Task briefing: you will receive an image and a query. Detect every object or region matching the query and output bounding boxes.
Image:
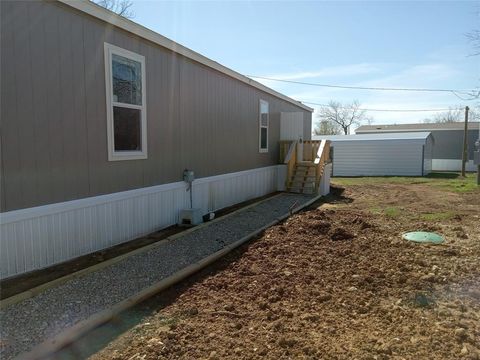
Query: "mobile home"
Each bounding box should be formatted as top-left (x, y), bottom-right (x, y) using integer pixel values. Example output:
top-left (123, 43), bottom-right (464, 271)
top-left (0, 0), bottom-right (319, 278)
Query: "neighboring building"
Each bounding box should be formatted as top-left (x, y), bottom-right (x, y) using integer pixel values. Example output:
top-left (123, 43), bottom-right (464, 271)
top-left (0, 0), bottom-right (314, 278)
top-left (312, 133), bottom-right (434, 177)
top-left (356, 122), bottom-right (480, 171)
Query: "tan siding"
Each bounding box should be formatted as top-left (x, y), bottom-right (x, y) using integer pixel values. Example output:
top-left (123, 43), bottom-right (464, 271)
top-left (83, 14), bottom-right (109, 196)
top-left (1, 1), bottom-right (24, 210)
top-left (303, 112), bottom-right (312, 140)
top-left (42, 2), bottom-right (64, 204)
top-left (14, 1), bottom-right (40, 208)
top-left (28, 1), bottom-right (54, 206)
top-left (58, 8), bottom-right (91, 201)
top-left (1, 0), bottom-right (312, 211)
top-left (69, 8), bottom-right (91, 198)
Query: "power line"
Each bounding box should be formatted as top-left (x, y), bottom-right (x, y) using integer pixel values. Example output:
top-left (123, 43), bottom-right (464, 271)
top-left (451, 91), bottom-right (480, 101)
top-left (248, 75), bottom-right (480, 97)
top-left (301, 101), bottom-right (462, 112)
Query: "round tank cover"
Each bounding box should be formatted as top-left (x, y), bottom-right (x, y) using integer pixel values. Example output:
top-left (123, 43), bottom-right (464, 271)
top-left (402, 231), bottom-right (444, 244)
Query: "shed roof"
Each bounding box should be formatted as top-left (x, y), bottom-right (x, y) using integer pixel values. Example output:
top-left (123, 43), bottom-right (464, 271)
top-left (57, 0), bottom-right (312, 112)
top-left (313, 132), bottom-right (432, 142)
top-left (356, 122), bottom-right (479, 133)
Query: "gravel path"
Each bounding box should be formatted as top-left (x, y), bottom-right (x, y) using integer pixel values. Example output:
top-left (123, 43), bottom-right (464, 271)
top-left (0, 193), bottom-right (313, 359)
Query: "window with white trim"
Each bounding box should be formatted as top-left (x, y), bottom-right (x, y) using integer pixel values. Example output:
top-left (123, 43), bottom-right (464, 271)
top-left (259, 99), bottom-right (269, 152)
top-left (104, 43), bottom-right (147, 161)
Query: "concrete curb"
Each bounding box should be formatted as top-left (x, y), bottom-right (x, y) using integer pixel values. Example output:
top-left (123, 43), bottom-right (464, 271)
top-left (16, 193), bottom-right (323, 360)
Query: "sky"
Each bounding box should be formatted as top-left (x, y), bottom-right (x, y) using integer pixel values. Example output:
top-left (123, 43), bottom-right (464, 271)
top-left (129, 0), bottom-right (479, 127)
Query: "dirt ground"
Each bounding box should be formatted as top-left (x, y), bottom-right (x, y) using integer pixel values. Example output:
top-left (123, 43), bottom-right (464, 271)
top-left (91, 179), bottom-right (480, 360)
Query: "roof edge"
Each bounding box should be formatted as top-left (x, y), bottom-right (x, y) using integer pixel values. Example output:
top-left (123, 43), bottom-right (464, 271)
top-left (57, 0), bottom-right (313, 112)
top-left (356, 122), bottom-right (480, 133)
top-left (312, 131), bottom-right (432, 141)
top-left (356, 128), bottom-right (477, 133)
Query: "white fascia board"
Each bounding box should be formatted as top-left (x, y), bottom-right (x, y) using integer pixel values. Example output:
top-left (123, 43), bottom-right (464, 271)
top-left (56, 0), bottom-right (313, 113)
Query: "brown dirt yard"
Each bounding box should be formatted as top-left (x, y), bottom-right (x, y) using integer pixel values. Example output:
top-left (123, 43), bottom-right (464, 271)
top-left (91, 174), bottom-right (480, 360)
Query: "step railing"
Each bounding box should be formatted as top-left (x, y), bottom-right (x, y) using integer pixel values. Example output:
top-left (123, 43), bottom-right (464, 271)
top-left (302, 140), bottom-right (322, 161)
top-left (283, 141), bottom-right (297, 188)
top-left (313, 139), bottom-right (331, 192)
top-left (281, 139), bottom-right (331, 193)
top-left (281, 140), bottom-right (323, 162)
top-left (279, 140), bottom-right (293, 163)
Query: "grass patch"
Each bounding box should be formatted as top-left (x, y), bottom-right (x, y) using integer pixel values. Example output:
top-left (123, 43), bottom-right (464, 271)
top-left (370, 206), bottom-right (402, 218)
top-left (333, 172), bottom-right (478, 193)
top-left (420, 211), bottom-right (455, 221)
top-left (384, 207), bottom-right (401, 218)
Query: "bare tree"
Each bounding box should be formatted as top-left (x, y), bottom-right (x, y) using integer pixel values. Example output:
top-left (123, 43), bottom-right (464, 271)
top-left (313, 119), bottom-right (341, 136)
top-left (432, 108), bottom-right (463, 123)
top-left (423, 107), bottom-right (479, 123)
top-left (92, 0), bottom-right (134, 19)
top-left (317, 100), bottom-right (371, 135)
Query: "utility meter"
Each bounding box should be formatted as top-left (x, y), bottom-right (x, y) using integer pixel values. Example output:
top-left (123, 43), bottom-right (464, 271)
top-left (179, 169), bottom-right (202, 226)
top-left (183, 169), bottom-right (195, 182)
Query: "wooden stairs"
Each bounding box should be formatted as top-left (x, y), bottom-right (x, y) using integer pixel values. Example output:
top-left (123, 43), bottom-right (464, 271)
top-left (281, 139), bottom-right (331, 195)
top-left (287, 162), bottom-right (316, 194)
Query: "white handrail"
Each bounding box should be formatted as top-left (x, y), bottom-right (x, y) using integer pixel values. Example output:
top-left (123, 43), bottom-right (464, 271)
top-left (284, 141), bottom-right (298, 164)
top-left (314, 139), bottom-right (327, 165)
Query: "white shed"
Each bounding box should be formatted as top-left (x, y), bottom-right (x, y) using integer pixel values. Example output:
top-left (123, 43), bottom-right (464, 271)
top-left (312, 132), bottom-right (434, 176)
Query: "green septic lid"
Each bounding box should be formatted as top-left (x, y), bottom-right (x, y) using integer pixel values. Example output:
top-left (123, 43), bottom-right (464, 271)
top-left (402, 231), bottom-right (444, 244)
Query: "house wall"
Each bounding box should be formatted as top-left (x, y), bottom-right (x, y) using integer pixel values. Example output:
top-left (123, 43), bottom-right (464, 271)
top-left (330, 140), bottom-right (426, 177)
top-left (0, 0), bottom-right (312, 212)
top-left (430, 130), bottom-right (478, 172)
top-left (430, 130), bottom-right (477, 160)
top-left (423, 136), bottom-right (433, 175)
top-left (280, 112), bottom-right (304, 141)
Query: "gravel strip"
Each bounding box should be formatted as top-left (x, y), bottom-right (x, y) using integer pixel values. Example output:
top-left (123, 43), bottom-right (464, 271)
top-left (0, 193), bottom-right (313, 359)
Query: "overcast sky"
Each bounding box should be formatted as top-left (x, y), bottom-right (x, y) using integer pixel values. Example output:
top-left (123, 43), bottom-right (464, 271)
top-left (130, 0), bottom-right (479, 125)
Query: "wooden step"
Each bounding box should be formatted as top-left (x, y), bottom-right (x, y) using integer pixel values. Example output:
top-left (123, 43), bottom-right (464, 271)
top-left (291, 175), bottom-right (316, 181)
top-left (287, 186), bottom-right (316, 194)
top-left (295, 164), bottom-right (315, 169)
top-left (292, 171), bottom-right (315, 178)
top-left (286, 161), bottom-right (321, 194)
top-left (297, 161), bottom-right (315, 166)
top-left (294, 168), bottom-right (315, 173)
top-left (289, 181), bottom-right (315, 187)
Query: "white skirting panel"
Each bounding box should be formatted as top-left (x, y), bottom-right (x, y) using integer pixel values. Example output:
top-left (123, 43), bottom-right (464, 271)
top-left (0, 165), bottom-right (284, 279)
top-left (432, 159), bottom-right (476, 172)
top-left (319, 163), bottom-right (332, 196)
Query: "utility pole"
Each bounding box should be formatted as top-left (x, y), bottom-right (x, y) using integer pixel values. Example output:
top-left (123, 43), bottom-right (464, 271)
top-left (476, 136), bottom-right (480, 186)
top-left (461, 106), bottom-right (469, 177)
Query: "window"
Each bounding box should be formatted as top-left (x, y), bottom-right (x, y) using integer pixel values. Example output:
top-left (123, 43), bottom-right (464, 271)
top-left (259, 99), bottom-right (269, 152)
top-left (104, 43), bottom-right (147, 161)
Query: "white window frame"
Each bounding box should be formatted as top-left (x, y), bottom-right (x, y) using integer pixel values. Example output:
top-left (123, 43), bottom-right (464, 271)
top-left (104, 42), bottom-right (147, 161)
top-left (259, 99), bottom-right (269, 153)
